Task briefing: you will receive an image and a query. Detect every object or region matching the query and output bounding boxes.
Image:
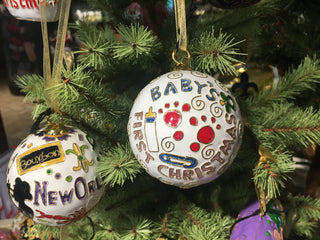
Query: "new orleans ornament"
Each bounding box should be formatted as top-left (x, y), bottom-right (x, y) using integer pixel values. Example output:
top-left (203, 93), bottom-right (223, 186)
top-left (6, 125), bottom-right (104, 226)
top-left (3, 0), bottom-right (60, 22)
top-left (128, 70), bottom-right (243, 188)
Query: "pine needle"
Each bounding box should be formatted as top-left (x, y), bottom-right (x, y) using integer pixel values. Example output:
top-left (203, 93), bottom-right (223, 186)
top-left (246, 55), bottom-right (320, 108)
top-left (97, 143), bottom-right (143, 187)
top-left (113, 24), bottom-right (161, 63)
top-left (190, 27), bottom-right (246, 75)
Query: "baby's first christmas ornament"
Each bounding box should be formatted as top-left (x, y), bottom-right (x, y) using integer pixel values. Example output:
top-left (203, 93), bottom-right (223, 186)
top-left (3, 0), bottom-right (61, 22)
top-left (128, 70), bottom-right (243, 188)
top-left (6, 123), bottom-right (104, 226)
top-left (128, 0), bottom-right (244, 188)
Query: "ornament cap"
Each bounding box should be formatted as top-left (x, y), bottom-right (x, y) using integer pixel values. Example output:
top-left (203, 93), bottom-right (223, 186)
top-left (44, 122), bottom-right (69, 137)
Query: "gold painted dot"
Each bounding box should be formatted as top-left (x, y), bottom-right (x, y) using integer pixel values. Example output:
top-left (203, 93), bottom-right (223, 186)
top-left (27, 143), bottom-right (33, 148)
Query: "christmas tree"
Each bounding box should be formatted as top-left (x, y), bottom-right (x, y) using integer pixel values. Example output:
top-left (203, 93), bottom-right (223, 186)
top-left (7, 0), bottom-right (320, 239)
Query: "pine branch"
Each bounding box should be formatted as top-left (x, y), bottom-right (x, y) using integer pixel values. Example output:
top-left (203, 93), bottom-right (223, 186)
top-left (120, 217), bottom-right (153, 240)
top-left (95, 225), bottom-right (121, 240)
top-left (66, 218), bottom-right (95, 240)
top-left (97, 143), bottom-right (143, 187)
top-left (92, 175), bottom-right (165, 219)
top-left (159, 214), bottom-right (169, 236)
top-left (290, 195), bottom-right (320, 238)
top-left (190, 27), bottom-right (246, 75)
top-left (246, 56), bottom-right (320, 109)
top-left (209, 175), bottom-right (255, 214)
top-left (252, 148), bottom-right (294, 199)
top-left (72, 21), bottom-right (116, 69)
top-left (16, 74), bottom-right (48, 118)
top-left (16, 74), bottom-right (44, 100)
top-left (294, 195), bottom-right (320, 221)
top-left (59, 110), bottom-right (118, 147)
top-left (42, 63), bottom-right (130, 147)
top-left (113, 24), bottom-right (161, 63)
top-left (49, 65), bottom-right (124, 118)
top-left (178, 203), bottom-right (234, 240)
top-left (153, 210), bottom-right (182, 240)
top-left (250, 103), bottom-right (320, 149)
top-left (292, 221), bottom-right (318, 239)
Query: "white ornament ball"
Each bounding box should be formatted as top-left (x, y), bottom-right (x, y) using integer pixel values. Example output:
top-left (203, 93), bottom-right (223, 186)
top-left (6, 126), bottom-right (104, 226)
top-left (4, 0), bottom-right (60, 22)
top-left (127, 70), bottom-right (243, 188)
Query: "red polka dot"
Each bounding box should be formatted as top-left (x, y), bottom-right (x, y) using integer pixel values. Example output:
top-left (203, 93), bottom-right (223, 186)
top-left (164, 110), bottom-right (181, 127)
top-left (158, 108), bottom-right (163, 113)
top-left (173, 131), bottom-right (184, 140)
top-left (216, 125), bottom-right (221, 129)
top-left (197, 126), bottom-right (214, 144)
top-left (190, 143), bottom-right (200, 152)
top-left (182, 103), bottom-right (190, 112)
top-left (201, 116), bottom-right (206, 122)
top-left (211, 117), bottom-right (215, 123)
top-left (174, 101), bottom-right (179, 107)
top-left (165, 103), bottom-right (170, 108)
top-left (189, 117), bottom-right (198, 126)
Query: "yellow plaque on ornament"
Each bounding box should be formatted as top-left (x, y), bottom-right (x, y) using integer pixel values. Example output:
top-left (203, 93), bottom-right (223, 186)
top-left (17, 142), bottom-right (64, 175)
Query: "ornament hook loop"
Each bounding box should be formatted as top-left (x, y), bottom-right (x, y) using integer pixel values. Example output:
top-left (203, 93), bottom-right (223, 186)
top-left (172, 48), bottom-right (191, 70)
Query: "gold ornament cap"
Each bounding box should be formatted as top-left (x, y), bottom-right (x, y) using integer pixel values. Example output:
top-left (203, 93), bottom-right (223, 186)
top-left (44, 122), bottom-right (69, 137)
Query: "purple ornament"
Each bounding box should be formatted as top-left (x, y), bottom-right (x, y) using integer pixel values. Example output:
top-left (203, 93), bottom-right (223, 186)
top-left (230, 199), bottom-right (284, 240)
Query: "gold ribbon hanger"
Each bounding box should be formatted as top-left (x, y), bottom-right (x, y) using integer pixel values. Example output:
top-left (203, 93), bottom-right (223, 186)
top-left (174, 0), bottom-right (187, 51)
top-left (39, 0), bottom-right (52, 107)
top-left (173, 0), bottom-right (190, 69)
top-left (39, 0), bottom-right (72, 114)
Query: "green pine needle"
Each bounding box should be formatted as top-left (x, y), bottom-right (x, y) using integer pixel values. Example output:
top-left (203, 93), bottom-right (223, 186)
top-left (16, 74), bottom-right (48, 118)
top-left (16, 74), bottom-right (44, 100)
top-left (190, 28), bottom-right (246, 75)
top-left (97, 143), bottom-right (143, 187)
top-left (72, 21), bottom-right (116, 69)
top-left (95, 224), bottom-right (121, 240)
top-left (294, 195), bottom-right (320, 222)
top-left (48, 65), bottom-right (124, 119)
top-left (246, 55), bottom-right (320, 108)
top-left (113, 24), bottom-right (161, 62)
top-left (250, 103), bottom-right (320, 150)
top-left (120, 217), bottom-right (153, 240)
top-left (252, 148), bottom-right (294, 199)
top-left (179, 203), bottom-right (234, 240)
top-left (293, 221), bottom-right (318, 239)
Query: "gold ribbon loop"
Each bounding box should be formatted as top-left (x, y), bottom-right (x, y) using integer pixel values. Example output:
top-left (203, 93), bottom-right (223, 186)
top-left (174, 0), bottom-right (187, 52)
top-left (39, 1), bottom-right (52, 107)
top-left (40, 0), bottom-right (72, 113)
top-left (172, 48), bottom-right (191, 70)
top-left (258, 146), bottom-right (276, 165)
